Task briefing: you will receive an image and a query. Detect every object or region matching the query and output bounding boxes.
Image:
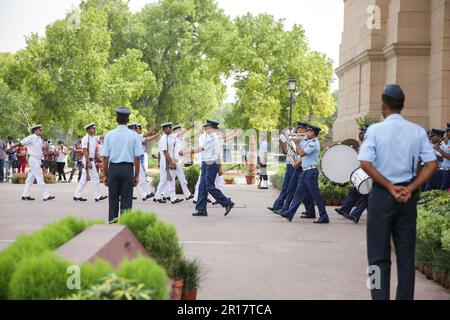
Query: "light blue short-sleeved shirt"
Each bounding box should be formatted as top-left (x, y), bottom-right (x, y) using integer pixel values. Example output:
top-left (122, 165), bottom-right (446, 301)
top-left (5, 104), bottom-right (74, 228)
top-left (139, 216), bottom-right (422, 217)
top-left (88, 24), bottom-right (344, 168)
top-left (201, 132), bottom-right (219, 162)
top-left (302, 138), bottom-right (320, 168)
top-left (358, 114), bottom-right (436, 184)
top-left (440, 140), bottom-right (450, 169)
top-left (102, 125), bottom-right (144, 164)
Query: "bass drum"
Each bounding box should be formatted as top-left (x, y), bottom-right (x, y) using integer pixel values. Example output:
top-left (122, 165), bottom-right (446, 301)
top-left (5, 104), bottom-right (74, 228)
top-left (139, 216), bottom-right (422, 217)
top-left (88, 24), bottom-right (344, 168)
top-left (320, 144), bottom-right (360, 185)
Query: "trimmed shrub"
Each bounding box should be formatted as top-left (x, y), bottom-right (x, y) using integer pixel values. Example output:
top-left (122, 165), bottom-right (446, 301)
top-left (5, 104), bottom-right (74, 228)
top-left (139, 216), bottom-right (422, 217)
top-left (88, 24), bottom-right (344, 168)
top-left (119, 210), bottom-right (157, 244)
top-left (80, 259), bottom-right (114, 290)
top-left (144, 220), bottom-right (183, 278)
top-left (117, 256), bottom-right (169, 300)
top-left (0, 217), bottom-right (89, 299)
top-left (270, 166), bottom-right (286, 190)
top-left (9, 252), bottom-right (72, 300)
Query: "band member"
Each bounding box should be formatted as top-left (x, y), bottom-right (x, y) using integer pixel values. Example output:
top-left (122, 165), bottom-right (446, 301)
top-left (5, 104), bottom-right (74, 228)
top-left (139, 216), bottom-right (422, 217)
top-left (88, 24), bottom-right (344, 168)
top-left (153, 123), bottom-right (183, 204)
top-left (73, 123), bottom-right (108, 202)
top-left (170, 124), bottom-right (195, 200)
top-left (434, 123), bottom-right (450, 190)
top-left (424, 129), bottom-right (445, 191)
top-left (274, 122), bottom-right (315, 217)
top-left (128, 123), bottom-right (160, 201)
top-left (6, 125), bottom-right (55, 201)
top-left (281, 124), bottom-right (329, 224)
top-left (258, 132), bottom-right (269, 189)
top-left (358, 84), bottom-right (437, 300)
top-left (335, 126), bottom-right (369, 223)
top-left (192, 120), bottom-right (235, 217)
top-left (102, 108), bottom-right (144, 223)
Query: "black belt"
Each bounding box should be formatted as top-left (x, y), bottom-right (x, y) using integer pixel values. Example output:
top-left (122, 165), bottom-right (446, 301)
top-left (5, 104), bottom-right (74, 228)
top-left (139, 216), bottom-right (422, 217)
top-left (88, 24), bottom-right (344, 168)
top-left (110, 162), bottom-right (133, 166)
top-left (89, 158), bottom-right (95, 161)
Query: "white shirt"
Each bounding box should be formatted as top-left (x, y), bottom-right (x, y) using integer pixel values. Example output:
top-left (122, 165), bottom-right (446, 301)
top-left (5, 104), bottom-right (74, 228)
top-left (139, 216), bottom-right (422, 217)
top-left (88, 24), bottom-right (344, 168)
top-left (259, 140), bottom-right (268, 158)
top-left (82, 135), bottom-right (100, 159)
top-left (158, 134), bottom-right (174, 163)
top-left (20, 134), bottom-right (43, 159)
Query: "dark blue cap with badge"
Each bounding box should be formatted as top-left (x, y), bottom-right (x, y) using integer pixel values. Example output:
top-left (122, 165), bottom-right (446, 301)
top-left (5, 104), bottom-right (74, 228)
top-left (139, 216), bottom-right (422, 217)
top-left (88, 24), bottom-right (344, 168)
top-left (383, 84), bottom-right (405, 101)
top-left (204, 119), bottom-right (220, 128)
top-left (296, 121), bottom-right (309, 129)
top-left (431, 128), bottom-right (445, 137)
top-left (306, 124), bottom-right (321, 134)
top-left (116, 107), bottom-right (131, 121)
top-left (446, 123), bottom-right (450, 132)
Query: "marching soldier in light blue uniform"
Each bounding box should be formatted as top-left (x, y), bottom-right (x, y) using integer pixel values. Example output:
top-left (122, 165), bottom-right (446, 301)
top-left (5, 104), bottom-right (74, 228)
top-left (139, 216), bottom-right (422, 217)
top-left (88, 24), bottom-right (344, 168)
top-left (435, 123), bottom-right (450, 190)
top-left (358, 84), bottom-right (437, 300)
top-left (281, 125), bottom-right (329, 224)
top-left (192, 120), bottom-right (235, 217)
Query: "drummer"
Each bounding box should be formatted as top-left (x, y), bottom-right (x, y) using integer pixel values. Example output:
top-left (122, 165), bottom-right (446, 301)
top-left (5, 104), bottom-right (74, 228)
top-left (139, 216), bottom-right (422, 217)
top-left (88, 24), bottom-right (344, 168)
top-left (335, 126), bottom-right (370, 223)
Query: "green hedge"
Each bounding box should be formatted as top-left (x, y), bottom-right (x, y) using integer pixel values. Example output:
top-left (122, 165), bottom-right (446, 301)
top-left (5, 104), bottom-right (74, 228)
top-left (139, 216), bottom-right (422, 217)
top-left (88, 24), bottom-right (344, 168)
top-left (416, 191), bottom-right (450, 288)
top-left (0, 212), bottom-right (177, 300)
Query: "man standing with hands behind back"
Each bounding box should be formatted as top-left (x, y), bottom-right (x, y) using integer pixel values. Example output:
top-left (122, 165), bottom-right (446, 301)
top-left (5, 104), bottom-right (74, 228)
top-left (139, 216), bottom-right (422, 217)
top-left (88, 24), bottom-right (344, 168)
top-left (358, 84), bottom-right (437, 300)
top-left (102, 107), bottom-right (143, 223)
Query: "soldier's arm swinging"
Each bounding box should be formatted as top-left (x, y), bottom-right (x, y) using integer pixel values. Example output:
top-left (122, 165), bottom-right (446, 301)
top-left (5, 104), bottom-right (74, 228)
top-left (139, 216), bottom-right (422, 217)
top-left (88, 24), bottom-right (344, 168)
top-left (103, 156), bottom-right (109, 186)
top-left (134, 156), bottom-right (140, 187)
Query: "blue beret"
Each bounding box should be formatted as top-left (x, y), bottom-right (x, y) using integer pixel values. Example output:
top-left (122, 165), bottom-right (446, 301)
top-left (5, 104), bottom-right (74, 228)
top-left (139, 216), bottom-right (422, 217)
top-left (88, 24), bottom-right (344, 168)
top-left (383, 84), bottom-right (405, 101)
top-left (116, 107), bottom-right (131, 116)
top-left (306, 125), bottom-right (321, 133)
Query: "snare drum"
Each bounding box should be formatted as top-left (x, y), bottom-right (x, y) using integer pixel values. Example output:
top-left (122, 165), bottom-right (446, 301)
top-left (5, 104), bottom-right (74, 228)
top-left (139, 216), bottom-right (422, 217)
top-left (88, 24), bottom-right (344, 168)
top-left (320, 144), bottom-right (360, 185)
top-left (350, 168), bottom-right (373, 195)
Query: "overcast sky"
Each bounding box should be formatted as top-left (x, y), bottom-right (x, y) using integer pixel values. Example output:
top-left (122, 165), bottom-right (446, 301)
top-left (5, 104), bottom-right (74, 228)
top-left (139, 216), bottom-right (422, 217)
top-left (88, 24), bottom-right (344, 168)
top-left (0, 0), bottom-right (344, 97)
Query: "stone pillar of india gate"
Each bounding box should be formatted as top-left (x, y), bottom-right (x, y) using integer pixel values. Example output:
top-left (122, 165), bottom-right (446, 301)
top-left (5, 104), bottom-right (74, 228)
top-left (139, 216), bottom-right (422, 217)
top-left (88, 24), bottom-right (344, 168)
top-left (333, 0), bottom-right (450, 142)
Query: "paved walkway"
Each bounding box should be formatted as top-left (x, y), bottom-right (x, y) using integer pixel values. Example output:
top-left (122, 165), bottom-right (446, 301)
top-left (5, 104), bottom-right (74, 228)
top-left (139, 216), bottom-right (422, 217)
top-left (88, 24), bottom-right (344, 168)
top-left (0, 182), bottom-right (449, 300)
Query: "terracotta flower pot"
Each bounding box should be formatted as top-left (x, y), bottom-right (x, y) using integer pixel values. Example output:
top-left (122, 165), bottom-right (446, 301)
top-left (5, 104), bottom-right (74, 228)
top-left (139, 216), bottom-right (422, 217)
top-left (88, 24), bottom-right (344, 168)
top-left (170, 279), bottom-right (184, 300)
top-left (181, 290), bottom-right (198, 300)
top-left (245, 175), bottom-right (256, 185)
top-left (18, 178), bottom-right (26, 184)
top-left (224, 179), bottom-right (234, 185)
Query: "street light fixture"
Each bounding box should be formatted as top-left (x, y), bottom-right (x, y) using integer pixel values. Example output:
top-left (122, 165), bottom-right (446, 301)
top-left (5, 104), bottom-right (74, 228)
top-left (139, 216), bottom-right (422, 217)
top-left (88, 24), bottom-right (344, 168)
top-left (288, 75), bottom-right (297, 129)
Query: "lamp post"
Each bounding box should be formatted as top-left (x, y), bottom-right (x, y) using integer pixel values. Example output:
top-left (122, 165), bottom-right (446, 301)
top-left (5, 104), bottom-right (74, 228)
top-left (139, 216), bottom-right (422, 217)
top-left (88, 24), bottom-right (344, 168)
top-left (288, 75), bottom-right (297, 129)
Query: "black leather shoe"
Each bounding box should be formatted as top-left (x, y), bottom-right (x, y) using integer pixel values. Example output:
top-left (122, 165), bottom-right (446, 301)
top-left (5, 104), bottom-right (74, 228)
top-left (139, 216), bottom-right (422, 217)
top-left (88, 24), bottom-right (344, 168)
top-left (146, 193), bottom-right (155, 199)
top-left (272, 209), bottom-right (283, 215)
top-left (334, 208), bottom-right (348, 217)
top-left (281, 213), bottom-right (293, 222)
top-left (186, 194), bottom-right (194, 201)
top-left (192, 211), bottom-right (208, 217)
top-left (224, 202), bottom-right (235, 216)
top-left (207, 199), bottom-right (212, 203)
top-left (300, 214), bottom-right (316, 219)
top-left (171, 199), bottom-right (184, 204)
top-left (267, 207), bottom-right (277, 212)
top-left (44, 196), bottom-right (55, 202)
top-left (193, 200), bottom-right (197, 204)
top-left (75, 197), bottom-right (88, 202)
top-left (153, 198), bottom-right (166, 204)
top-left (95, 195), bottom-right (108, 202)
top-left (313, 217), bottom-right (330, 224)
top-left (347, 215), bottom-right (360, 224)
top-left (133, 196), bottom-right (138, 200)
top-left (22, 196), bottom-right (35, 201)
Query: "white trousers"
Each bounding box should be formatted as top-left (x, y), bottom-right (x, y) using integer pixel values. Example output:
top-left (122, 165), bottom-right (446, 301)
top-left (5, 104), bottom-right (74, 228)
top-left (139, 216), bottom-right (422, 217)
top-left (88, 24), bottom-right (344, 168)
top-left (193, 170), bottom-right (224, 202)
top-left (155, 163), bottom-right (177, 201)
top-left (74, 159), bottom-right (101, 199)
top-left (137, 164), bottom-right (150, 198)
top-left (23, 157), bottom-right (50, 199)
top-left (172, 163), bottom-right (191, 197)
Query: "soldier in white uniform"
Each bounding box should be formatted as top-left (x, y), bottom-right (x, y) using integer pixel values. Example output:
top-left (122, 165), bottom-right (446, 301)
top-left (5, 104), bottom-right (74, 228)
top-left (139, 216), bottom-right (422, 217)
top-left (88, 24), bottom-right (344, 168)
top-left (170, 124), bottom-right (194, 200)
top-left (6, 125), bottom-right (55, 201)
top-left (73, 123), bottom-right (108, 202)
top-left (153, 123), bottom-right (183, 204)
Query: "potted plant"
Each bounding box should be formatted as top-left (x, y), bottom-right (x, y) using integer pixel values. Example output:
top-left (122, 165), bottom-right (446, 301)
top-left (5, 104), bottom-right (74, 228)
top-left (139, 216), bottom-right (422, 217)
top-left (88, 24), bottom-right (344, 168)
top-left (244, 166), bottom-right (256, 185)
top-left (174, 258), bottom-right (202, 300)
top-left (223, 175), bottom-right (235, 185)
top-left (12, 173), bottom-right (27, 184)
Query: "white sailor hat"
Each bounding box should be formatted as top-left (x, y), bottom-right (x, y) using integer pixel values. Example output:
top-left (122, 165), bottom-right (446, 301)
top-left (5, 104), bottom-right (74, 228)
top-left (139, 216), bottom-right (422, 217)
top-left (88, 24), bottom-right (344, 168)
top-left (172, 125), bottom-right (182, 131)
top-left (128, 123), bottom-right (138, 130)
top-left (30, 124), bottom-right (42, 133)
top-left (135, 123), bottom-right (142, 129)
top-left (84, 123), bottom-right (96, 130)
top-left (161, 122), bottom-right (172, 128)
